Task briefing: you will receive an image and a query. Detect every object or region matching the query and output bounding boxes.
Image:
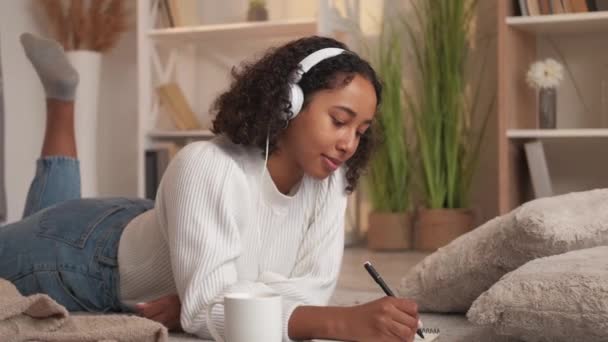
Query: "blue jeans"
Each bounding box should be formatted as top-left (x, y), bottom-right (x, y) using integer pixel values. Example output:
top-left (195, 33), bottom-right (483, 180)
top-left (0, 156), bottom-right (153, 312)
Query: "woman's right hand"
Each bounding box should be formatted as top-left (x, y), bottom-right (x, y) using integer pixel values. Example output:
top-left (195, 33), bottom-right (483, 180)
top-left (344, 296), bottom-right (419, 342)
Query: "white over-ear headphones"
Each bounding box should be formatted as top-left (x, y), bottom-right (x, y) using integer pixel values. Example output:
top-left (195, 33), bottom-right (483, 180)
top-left (286, 47), bottom-right (346, 121)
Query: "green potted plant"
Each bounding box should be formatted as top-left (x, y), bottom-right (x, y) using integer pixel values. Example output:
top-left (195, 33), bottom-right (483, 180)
top-left (364, 22), bottom-right (413, 251)
top-left (402, 0), bottom-right (491, 251)
top-left (247, 0), bottom-right (268, 22)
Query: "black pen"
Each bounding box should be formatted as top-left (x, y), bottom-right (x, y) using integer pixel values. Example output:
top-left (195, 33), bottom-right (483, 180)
top-left (364, 261), bottom-right (425, 340)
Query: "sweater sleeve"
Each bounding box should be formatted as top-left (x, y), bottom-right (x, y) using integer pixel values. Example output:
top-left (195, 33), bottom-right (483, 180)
top-left (155, 142), bottom-right (273, 338)
top-left (258, 172), bottom-right (348, 341)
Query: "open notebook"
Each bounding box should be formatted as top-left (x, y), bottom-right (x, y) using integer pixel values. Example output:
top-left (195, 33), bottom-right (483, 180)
top-left (311, 332), bottom-right (440, 342)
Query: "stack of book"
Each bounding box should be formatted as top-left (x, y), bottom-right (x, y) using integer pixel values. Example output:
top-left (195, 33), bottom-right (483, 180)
top-left (157, 0), bottom-right (201, 28)
top-left (517, 0), bottom-right (608, 15)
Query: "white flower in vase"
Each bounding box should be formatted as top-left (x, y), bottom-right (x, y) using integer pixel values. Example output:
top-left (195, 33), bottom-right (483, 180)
top-left (526, 58), bottom-right (564, 89)
top-left (527, 58), bottom-right (564, 129)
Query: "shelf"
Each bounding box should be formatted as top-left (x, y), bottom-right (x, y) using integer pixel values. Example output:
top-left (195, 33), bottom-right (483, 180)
top-left (507, 129), bottom-right (608, 138)
top-left (149, 18), bottom-right (317, 45)
top-left (148, 129), bottom-right (215, 139)
top-left (506, 12), bottom-right (608, 34)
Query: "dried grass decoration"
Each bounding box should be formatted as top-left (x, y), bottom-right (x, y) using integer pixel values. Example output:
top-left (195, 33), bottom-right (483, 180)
top-left (37, 0), bottom-right (130, 52)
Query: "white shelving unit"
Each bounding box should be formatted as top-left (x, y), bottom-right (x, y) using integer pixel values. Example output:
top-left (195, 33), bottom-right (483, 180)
top-left (497, 6), bottom-right (608, 213)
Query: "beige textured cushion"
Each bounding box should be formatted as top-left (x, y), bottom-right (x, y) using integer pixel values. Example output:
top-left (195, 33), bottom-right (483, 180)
top-left (467, 246), bottom-right (608, 342)
top-left (399, 189), bottom-right (608, 313)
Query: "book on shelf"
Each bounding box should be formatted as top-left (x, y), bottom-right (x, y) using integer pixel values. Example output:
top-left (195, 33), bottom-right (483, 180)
top-left (587, 0), bottom-right (599, 10)
top-left (158, 0), bottom-right (200, 28)
top-left (516, 0), bottom-right (606, 15)
top-left (598, 0), bottom-right (608, 10)
top-left (571, 0), bottom-right (590, 12)
top-left (524, 140), bottom-right (553, 199)
top-left (552, 0), bottom-right (566, 13)
top-left (519, 0), bottom-right (530, 15)
top-left (526, 0), bottom-right (541, 15)
top-left (145, 142), bottom-right (181, 200)
top-left (145, 150), bottom-right (157, 200)
top-left (157, 83), bottom-right (202, 130)
top-left (157, 0), bottom-right (174, 28)
top-left (539, 0), bottom-right (552, 14)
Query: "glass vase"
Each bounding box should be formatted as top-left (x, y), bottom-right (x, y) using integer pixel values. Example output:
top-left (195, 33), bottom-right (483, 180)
top-left (539, 87), bottom-right (557, 129)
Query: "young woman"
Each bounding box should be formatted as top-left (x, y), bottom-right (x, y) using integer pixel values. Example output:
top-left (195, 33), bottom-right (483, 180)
top-left (0, 33), bottom-right (419, 342)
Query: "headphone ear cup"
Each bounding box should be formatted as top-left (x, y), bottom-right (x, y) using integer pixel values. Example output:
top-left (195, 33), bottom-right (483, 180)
top-left (288, 84), bottom-right (304, 121)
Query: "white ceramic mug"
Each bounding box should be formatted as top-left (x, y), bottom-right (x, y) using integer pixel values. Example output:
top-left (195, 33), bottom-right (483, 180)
top-left (205, 292), bottom-right (282, 342)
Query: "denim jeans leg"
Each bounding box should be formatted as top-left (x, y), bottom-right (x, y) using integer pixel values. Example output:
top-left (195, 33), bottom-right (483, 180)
top-left (22, 156), bottom-right (81, 219)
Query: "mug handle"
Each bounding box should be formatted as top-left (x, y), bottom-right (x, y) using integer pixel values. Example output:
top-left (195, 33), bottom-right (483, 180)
top-left (206, 299), bottom-right (225, 342)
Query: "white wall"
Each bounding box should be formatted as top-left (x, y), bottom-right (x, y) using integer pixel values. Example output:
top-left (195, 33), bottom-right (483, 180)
top-left (0, 1), bottom-right (138, 223)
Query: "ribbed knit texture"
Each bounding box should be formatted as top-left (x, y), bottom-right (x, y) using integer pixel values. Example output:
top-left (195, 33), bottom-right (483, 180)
top-left (118, 136), bottom-right (347, 341)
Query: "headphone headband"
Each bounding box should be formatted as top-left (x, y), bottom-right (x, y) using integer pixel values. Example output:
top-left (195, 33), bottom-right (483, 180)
top-left (293, 47), bottom-right (346, 83)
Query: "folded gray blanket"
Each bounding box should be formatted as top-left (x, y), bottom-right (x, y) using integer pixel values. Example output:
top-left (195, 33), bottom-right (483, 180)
top-left (0, 277), bottom-right (167, 341)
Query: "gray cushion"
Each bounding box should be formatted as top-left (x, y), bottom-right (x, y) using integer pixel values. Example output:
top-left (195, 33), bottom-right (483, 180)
top-left (399, 189), bottom-right (608, 313)
top-left (467, 246), bottom-right (608, 342)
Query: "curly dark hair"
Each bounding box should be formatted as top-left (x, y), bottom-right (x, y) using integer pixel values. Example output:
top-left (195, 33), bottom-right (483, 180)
top-left (211, 35), bottom-right (382, 192)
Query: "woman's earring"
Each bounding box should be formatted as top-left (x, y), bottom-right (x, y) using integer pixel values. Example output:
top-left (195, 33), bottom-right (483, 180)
top-left (283, 119), bottom-right (290, 129)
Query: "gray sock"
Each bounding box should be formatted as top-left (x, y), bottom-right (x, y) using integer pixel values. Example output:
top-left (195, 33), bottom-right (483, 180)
top-left (20, 33), bottom-right (79, 101)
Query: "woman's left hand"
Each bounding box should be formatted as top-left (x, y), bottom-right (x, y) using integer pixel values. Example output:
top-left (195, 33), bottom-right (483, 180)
top-left (135, 294), bottom-right (182, 331)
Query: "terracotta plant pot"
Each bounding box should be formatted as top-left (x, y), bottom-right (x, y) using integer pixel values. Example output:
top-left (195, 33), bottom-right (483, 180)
top-left (367, 212), bottom-right (413, 250)
top-left (414, 208), bottom-right (474, 252)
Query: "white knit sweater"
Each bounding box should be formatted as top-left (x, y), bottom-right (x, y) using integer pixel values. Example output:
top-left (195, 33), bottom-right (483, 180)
top-left (117, 136), bottom-right (347, 341)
